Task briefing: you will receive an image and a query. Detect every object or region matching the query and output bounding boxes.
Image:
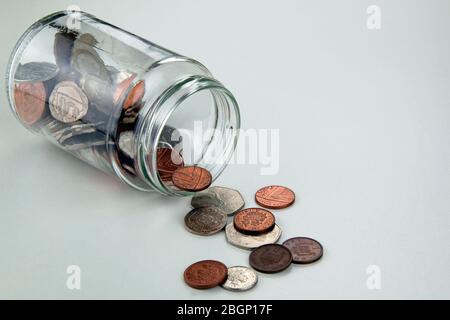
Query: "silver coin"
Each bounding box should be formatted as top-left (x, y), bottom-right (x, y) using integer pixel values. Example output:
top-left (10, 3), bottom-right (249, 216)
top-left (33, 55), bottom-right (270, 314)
top-left (118, 131), bottom-right (135, 158)
top-left (184, 207), bottom-right (227, 236)
top-left (225, 223), bottom-right (282, 250)
top-left (15, 62), bottom-right (59, 82)
top-left (71, 33), bottom-right (109, 79)
top-left (191, 186), bottom-right (245, 216)
top-left (221, 266), bottom-right (258, 292)
top-left (80, 73), bottom-right (113, 111)
top-left (49, 81), bottom-right (89, 123)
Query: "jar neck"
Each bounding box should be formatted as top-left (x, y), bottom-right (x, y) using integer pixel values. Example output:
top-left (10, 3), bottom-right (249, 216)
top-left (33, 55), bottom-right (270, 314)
top-left (135, 75), bottom-right (240, 196)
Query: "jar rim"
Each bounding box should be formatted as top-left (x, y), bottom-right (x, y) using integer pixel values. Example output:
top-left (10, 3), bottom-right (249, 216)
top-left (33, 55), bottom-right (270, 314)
top-left (135, 75), bottom-right (240, 196)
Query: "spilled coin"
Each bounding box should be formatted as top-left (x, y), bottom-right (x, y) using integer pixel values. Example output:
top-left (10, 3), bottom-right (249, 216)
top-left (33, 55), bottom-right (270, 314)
top-left (184, 260), bottom-right (228, 289)
top-left (249, 244), bottom-right (292, 274)
top-left (234, 208), bottom-right (275, 235)
top-left (191, 186), bottom-right (245, 216)
top-left (184, 206), bottom-right (227, 236)
top-left (225, 223), bottom-right (282, 250)
top-left (255, 185), bottom-right (295, 209)
top-left (221, 266), bottom-right (258, 292)
top-left (282, 237), bottom-right (323, 264)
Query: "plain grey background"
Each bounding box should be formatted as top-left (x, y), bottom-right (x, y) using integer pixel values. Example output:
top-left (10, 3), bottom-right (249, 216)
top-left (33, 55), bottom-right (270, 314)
top-left (0, 0), bottom-right (449, 299)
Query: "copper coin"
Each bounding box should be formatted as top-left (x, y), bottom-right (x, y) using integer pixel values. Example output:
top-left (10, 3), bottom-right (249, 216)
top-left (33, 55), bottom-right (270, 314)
top-left (234, 208), bottom-right (275, 235)
top-left (183, 260), bottom-right (228, 289)
top-left (282, 237), bottom-right (323, 264)
top-left (113, 75), bottom-right (145, 109)
top-left (14, 82), bottom-right (46, 126)
top-left (171, 166), bottom-right (212, 192)
top-left (113, 74), bottom-right (134, 105)
top-left (255, 185), bottom-right (295, 209)
top-left (249, 244), bottom-right (292, 274)
top-left (124, 80), bottom-right (145, 108)
top-left (157, 147), bottom-right (184, 182)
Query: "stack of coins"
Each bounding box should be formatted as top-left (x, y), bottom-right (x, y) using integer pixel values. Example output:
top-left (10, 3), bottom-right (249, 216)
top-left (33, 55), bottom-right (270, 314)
top-left (182, 176), bottom-right (324, 291)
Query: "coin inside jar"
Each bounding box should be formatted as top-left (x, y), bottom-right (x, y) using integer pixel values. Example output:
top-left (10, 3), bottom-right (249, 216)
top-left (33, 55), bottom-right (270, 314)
top-left (15, 62), bottom-right (59, 83)
top-left (156, 147), bottom-right (184, 182)
top-left (255, 185), bottom-right (295, 209)
top-left (183, 260), bottom-right (228, 289)
top-left (71, 33), bottom-right (109, 79)
top-left (221, 266), bottom-right (258, 292)
top-left (113, 74), bottom-right (145, 109)
top-left (233, 208), bottom-right (275, 235)
top-left (49, 81), bottom-right (89, 123)
top-left (113, 74), bottom-right (134, 105)
top-left (124, 80), bottom-right (145, 109)
top-left (282, 237), bottom-right (323, 264)
top-left (172, 166), bottom-right (212, 192)
top-left (13, 82), bottom-right (46, 126)
top-left (184, 207), bottom-right (227, 236)
top-left (249, 244), bottom-right (292, 274)
top-left (118, 131), bottom-right (135, 158)
top-left (54, 31), bottom-right (78, 72)
top-left (80, 73), bottom-right (113, 111)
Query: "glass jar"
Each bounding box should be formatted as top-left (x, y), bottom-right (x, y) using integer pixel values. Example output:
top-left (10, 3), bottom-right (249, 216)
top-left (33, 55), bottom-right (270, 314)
top-left (6, 10), bottom-right (240, 196)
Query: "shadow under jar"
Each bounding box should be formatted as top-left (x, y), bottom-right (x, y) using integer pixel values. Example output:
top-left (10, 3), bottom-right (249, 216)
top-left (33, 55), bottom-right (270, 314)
top-left (6, 10), bottom-right (240, 196)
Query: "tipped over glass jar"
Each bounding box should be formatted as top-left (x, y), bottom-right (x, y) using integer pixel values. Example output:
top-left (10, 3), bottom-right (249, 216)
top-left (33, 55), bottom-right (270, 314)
top-left (6, 10), bottom-right (240, 196)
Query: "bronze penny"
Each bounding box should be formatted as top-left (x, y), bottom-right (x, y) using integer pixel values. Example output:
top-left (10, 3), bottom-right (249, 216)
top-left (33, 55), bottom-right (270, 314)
top-left (14, 82), bottom-right (46, 126)
top-left (183, 260), bottom-right (228, 289)
top-left (124, 80), bottom-right (145, 109)
top-left (234, 208), bottom-right (275, 235)
top-left (113, 75), bottom-right (131, 105)
top-left (157, 147), bottom-right (184, 182)
top-left (255, 185), bottom-right (295, 209)
top-left (171, 166), bottom-right (212, 192)
top-left (282, 237), bottom-right (323, 264)
top-left (249, 244), bottom-right (292, 274)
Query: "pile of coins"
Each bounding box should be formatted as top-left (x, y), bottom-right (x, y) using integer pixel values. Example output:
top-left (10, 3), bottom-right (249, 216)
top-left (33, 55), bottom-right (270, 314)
top-left (13, 24), bottom-right (216, 189)
top-left (12, 23), bottom-right (322, 292)
top-left (182, 181), bottom-right (324, 291)
top-left (12, 27), bottom-right (185, 181)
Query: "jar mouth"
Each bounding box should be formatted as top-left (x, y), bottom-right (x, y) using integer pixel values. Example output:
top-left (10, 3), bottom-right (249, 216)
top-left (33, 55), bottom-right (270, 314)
top-left (136, 75), bottom-right (240, 196)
